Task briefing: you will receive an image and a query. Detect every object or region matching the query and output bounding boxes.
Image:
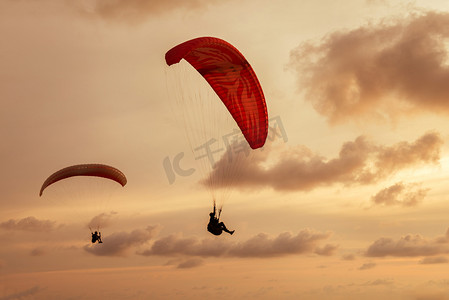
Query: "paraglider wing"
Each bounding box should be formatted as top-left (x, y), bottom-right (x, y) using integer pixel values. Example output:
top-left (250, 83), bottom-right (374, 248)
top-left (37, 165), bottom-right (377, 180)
top-left (39, 164), bottom-right (127, 196)
top-left (165, 37), bottom-right (268, 149)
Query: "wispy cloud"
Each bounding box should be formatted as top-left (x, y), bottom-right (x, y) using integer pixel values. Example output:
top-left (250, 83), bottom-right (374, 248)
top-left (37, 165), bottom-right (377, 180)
top-left (411, 291), bottom-right (449, 300)
top-left (341, 253), bottom-right (356, 261)
top-left (141, 229), bottom-right (334, 258)
top-left (371, 182), bottom-right (429, 207)
top-left (177, 258), bottom-right (204, 269)
top-left (359, 262), bottom-right (377, 270)
top-left (419, 256), bottom-right (449, 264)
top-left (290, 12), bottom-right (449, 124)
top-left (87, 211), bottom-right (118, 230)
top-left (84, 226), bottom-right (159, 257)
top-left (366, 227), bottom-right (449, 257)
top-left (0, 216), bottom-right (55, 232)
top-left (83, 225), bottom-right (334, 259)
top-left (0, 286), bottom-right (41, 300)
top-left (205, 132), bottom-right (442, 191)
top-left (361, 279), bottom-right (394, 286)
top-left (314, 244), bottom-right (339, 256)
top-left (68, 0), bottom-right (220, 23)
top-left (30, 247), bottom-right (46, 257)
top-left (164, 257), bottom-right (204, 269)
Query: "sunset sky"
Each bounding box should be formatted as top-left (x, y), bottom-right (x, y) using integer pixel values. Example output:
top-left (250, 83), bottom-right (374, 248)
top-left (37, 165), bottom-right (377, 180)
top-left (3, 0), bottom-right (449, 299)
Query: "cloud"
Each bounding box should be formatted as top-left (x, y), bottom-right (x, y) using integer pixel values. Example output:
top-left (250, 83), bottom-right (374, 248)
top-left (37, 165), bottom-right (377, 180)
top-left (365, 0), bottom-right (389, 5)
top-left (68, 0), bottom-right (220, 23)
top-left (366, 227), bottom-right (449, 257)
top-left (359, 262), bottom-right (377, 270)
top-left (314, 244), bottom-right (339, 256)
top-left (0, 286), bottom-right (41, 300)
top-left (289, 12), bottom-right (449, 124)
top-left (413, 292), bottom-right (449, 300)
top-left (0, 216), bottom-right (55, 232)
top-left (84, 226), bottom-right (333, 259)
top-left (341, 253), bottom-right (356, 261)
top-left (419, 256), bottom-right (449, 264)
top-left (30, 247), bottom-right (46, 257)
top-left (144, 234), bottom-right (229, 257)
top-left (361, 279), bottom-right (394, 286)
top-left (84, 226), bottom-right (158, 257)
top-left (228, 231), bottom-right (332, 258)
top-left (87, 211), bottom-right (117, 230)
top-left (164, 258), bottom-right (204, 269)
top-left (371, 182), bottom-right (429, 207)
top-left (177, 258), bottom-right (204, 269)
top-left (204, 132), bottom-right (442, 191)
top-left (141, 229), bottom-right (334, 258)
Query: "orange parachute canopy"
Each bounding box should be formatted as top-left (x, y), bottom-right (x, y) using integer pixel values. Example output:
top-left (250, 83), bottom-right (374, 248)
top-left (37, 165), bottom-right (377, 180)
top-left (39, 164), bottom-right (127, 196)
top-left (165, 37), bottom-right (268, 149)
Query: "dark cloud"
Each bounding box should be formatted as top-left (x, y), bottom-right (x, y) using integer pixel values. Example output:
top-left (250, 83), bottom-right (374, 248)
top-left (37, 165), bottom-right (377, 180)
top-left (359, 262), bottom-right (376, 270)
top-left (141, 229), bottom-right (333, 258)
top-left (290, 12), bottom-right (449, 124)
top-left (0, 216), bottom-right (55, 232)
top-left (366, 228), bottom-right (449, 257)
top-left (371, 182), bottom-right (429, 207)
top-left (84, 226), bottom-right (158, 257)
top-left (67, 0), bottom-right (220, 23)
top-left (419, 256), bottom-right (449, 264)
top-left (204, 132), bottom-right (442, 191)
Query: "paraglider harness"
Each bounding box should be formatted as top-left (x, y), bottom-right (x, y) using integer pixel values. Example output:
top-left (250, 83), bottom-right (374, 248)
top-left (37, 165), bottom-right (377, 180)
top-left (207, 200), bottom-right (223, 236)
top-left (90, 227), bottom-right (103, 244)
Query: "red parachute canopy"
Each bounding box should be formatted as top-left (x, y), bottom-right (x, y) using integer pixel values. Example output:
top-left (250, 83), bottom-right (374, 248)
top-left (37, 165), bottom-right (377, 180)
top-left (165, 37), bottom-right (268, 149)
top-left (39, 164), bottom-right (127, 196)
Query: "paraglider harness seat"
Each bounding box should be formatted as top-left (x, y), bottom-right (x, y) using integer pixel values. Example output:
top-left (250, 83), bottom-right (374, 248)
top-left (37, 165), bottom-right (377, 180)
top-left (207, 202), bottom-right (234, 236)
top-left (207, 219), bottom-right (223, 236)
top-left (91, 230), bottom-right (103, 243)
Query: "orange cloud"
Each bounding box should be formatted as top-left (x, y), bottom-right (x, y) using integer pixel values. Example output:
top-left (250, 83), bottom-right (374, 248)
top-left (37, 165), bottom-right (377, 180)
top-left (30, 247), bottom-right (46, 257)
top-left (204, 132), bottom-right (442, 191)
top-left (341, 253), bottom-right (356, 261)
top-left (371, 182), bottom-right (429, 207)
top-left (176, 258), bottom-right (204, 269)
top-left (290, 12), bottom-right (449, 123)
top-left (315, 244), bottom-right (339, 256)
top-left (84, 226), bottom-right (158, 257)
top-left (0, 216), bottom-right (55, 232)
top-left (68, 0), bottom-right (220, 23)
top-left (87, 212), bottom-right (118, 230)
top-left (141, 229), bottom-right (334, 258)
top-left (0, 286), bottom-right (41, 299)
top-left (358, 262), bottom-right (376, 270)
top-left (365, 227), bottom-right (449, 257)
top-left (419, 256), bottom-right (449, 264)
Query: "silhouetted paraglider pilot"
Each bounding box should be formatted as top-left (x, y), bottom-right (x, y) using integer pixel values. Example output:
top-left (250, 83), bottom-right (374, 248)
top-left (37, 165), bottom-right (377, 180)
top-left (207, 201), bottom-right (234, 236)
top-left (91, 231), bottom-right (103, 243)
